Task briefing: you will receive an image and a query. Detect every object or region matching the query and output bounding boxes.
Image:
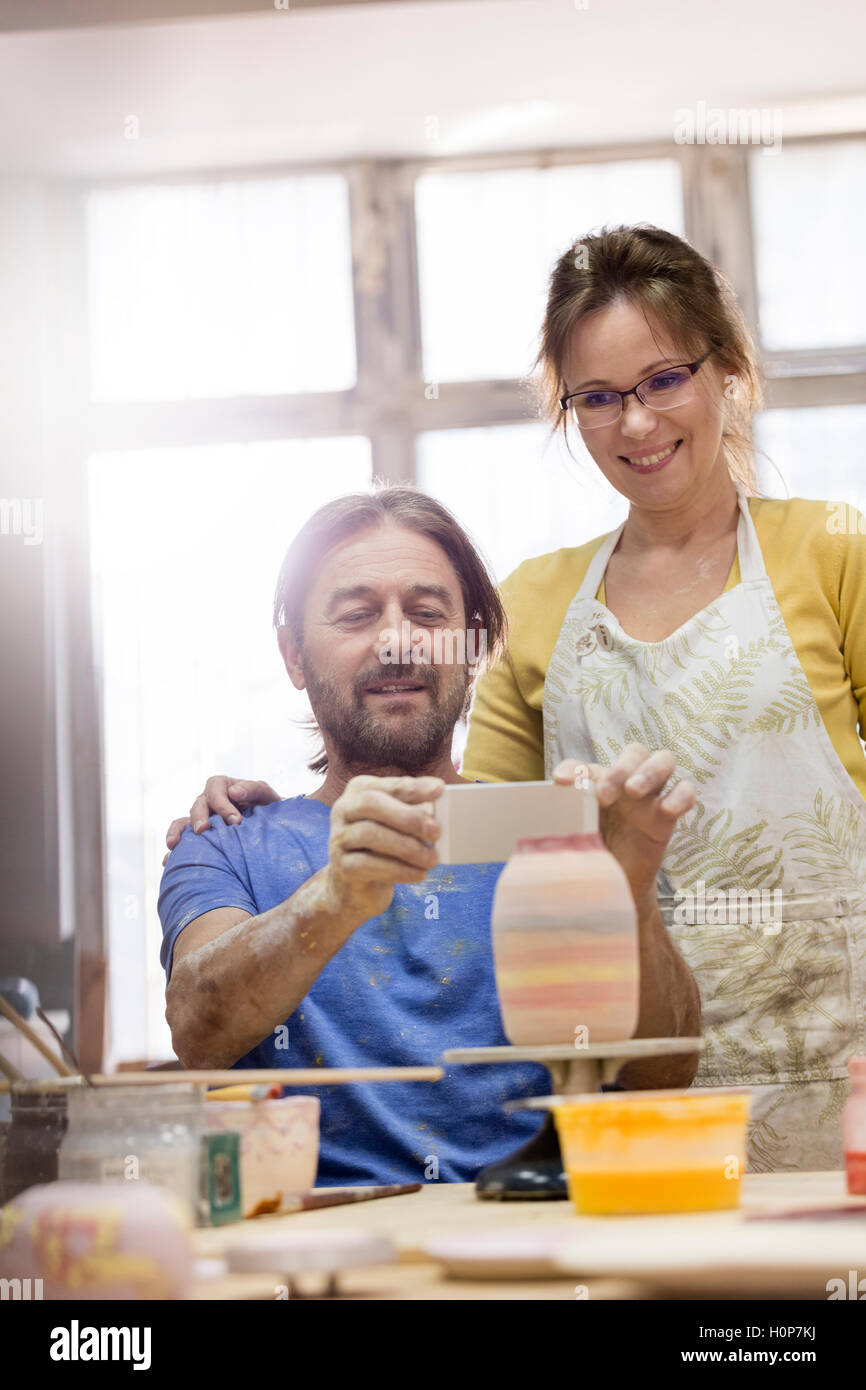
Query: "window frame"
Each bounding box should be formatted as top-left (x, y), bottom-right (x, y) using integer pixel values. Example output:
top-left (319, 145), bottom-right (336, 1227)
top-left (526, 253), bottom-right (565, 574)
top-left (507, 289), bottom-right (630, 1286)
top-left (83, 133), bottom-right (866, 462)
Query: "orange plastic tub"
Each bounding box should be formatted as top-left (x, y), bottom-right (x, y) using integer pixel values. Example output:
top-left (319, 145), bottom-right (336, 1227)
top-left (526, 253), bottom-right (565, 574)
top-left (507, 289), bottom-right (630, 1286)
top-left (552, 1091), bottom-right (751, 1215)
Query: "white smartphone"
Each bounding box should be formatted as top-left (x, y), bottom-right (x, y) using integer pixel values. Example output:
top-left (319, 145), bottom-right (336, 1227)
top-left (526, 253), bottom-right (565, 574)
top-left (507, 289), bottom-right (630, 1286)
top-left (431, 780), bottom-right (597, 864)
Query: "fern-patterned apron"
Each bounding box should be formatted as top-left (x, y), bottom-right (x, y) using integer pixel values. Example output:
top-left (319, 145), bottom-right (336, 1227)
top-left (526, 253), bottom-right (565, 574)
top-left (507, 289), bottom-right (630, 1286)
top-left (544, 488), bottom-right (866, 1171)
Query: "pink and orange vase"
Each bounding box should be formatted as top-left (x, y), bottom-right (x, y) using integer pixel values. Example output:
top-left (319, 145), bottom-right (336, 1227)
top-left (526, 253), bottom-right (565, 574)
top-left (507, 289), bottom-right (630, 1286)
top-left (491, 821), bottom-right (639, 1047)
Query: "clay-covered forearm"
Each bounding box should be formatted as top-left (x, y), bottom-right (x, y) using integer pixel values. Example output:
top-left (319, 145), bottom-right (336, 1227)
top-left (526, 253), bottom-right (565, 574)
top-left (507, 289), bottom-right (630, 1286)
top-left (617, 904), bottom-right (702, 1090)
top-left (165, 868), bottom-right (365, 1069)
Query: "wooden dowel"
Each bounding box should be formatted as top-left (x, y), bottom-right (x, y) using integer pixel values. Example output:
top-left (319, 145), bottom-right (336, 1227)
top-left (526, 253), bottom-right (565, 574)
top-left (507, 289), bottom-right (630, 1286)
top-left (0, 1049), bottom-right (24, 1083)
top-left (0, 1066), bottom-right (443, 1091)
top-left (90, 1067), bottom-right (445, 1086)
top-left (0, 996), bottom-right (75, 1076)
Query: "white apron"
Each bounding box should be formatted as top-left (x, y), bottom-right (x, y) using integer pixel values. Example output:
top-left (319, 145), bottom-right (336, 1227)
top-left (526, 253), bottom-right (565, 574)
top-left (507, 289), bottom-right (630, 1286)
top-left (544, 489), bottom-right (866, 1171)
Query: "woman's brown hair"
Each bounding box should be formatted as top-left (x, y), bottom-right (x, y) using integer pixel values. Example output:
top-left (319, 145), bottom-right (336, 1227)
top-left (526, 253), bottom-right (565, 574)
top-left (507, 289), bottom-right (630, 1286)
top-left (537, 224), bottom-right (763, 490)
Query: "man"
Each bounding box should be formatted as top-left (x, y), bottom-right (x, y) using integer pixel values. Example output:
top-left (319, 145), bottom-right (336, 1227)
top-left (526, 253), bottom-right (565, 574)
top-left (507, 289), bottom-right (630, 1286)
top-left (160, 486), bottom-right (700, 1185)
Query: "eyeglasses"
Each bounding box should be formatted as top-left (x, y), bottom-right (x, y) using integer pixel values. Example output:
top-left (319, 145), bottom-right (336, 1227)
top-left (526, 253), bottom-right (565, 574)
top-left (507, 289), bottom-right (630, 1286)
top-left (559, 351), bottom-right (712, 429)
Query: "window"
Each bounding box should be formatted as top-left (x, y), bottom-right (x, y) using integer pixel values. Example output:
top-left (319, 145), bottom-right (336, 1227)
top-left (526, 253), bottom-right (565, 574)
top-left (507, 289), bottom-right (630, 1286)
top-left (415, 158), bottom-right (684, 384)
top-left (417, 423), bottom-right (626, 582)
top-left (750, 139), bottom-right (866, 353)
top-left (76, 139), bottom-right (864, 1065)
top-left (88, 175), bottom-right (356, 401)
top-left (89, 438), bottom-right (372, 1064)
top-left (755, 405), bottom-right (866, 503)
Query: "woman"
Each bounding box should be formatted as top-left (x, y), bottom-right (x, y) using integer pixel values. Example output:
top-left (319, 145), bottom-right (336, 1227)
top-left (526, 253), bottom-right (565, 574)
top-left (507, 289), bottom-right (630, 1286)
top-left (170, 226), bottom-right (866, 1171)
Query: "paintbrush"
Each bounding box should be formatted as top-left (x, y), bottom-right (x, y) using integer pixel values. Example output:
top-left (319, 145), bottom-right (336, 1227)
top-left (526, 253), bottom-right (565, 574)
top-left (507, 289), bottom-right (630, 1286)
top-left (279, 1183), bottom-right (422, 1213)
top-left (746, 1204), bottom-right (866, 1221)
top-left (35, 1006), bottom-right (95, 1086)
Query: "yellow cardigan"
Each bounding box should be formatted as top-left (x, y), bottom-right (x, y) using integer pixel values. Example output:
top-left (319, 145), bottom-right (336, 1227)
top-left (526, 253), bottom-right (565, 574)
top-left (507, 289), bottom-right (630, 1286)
top-left (462, 497), bottom-right (866, 797)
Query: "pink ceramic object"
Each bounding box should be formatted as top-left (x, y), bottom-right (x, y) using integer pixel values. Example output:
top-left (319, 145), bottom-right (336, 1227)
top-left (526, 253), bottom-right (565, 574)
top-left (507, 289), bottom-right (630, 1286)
top-left (206, 1095), bottom-right (320, 1217)
top-left (0, 1181), bottom-right (194, 1300)
top-left (491, 829), bottom-right (639, 1046)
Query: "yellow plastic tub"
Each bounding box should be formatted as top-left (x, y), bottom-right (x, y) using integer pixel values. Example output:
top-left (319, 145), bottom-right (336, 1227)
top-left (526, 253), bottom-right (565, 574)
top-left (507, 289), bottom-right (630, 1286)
top-left (552, 1090), bottom-right (751, 1215)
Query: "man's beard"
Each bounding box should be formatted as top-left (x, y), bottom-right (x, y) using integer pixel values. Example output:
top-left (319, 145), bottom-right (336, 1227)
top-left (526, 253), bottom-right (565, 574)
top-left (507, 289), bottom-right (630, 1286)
top-left (303, 658), bottom-right (469, 776)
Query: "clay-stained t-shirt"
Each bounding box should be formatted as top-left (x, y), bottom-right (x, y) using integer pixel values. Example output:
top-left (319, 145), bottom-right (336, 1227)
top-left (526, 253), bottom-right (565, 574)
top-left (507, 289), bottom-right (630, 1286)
top-left (158, 797), bottom-right (548, 1186)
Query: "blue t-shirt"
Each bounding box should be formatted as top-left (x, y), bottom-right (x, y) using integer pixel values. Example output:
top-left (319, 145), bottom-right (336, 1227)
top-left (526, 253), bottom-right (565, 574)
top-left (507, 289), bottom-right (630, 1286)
top-left (158, 797), bottom-right (548, 1185)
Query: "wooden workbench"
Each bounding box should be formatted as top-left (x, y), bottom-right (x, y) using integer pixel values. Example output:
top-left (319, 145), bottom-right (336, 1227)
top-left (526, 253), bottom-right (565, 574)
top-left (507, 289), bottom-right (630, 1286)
top-left (193, 1170), bottom-right (866, 1301)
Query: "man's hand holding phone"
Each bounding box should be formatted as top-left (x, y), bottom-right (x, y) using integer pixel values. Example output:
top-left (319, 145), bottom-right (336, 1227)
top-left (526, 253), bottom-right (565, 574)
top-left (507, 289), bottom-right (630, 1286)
top-left (324, 775), bottom-right (444, 922)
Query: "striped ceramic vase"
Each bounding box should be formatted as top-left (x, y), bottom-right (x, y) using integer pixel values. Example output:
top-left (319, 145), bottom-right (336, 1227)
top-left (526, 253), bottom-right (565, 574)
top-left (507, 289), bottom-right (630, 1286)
top-left (491, 831), bottom-right (639, 1046)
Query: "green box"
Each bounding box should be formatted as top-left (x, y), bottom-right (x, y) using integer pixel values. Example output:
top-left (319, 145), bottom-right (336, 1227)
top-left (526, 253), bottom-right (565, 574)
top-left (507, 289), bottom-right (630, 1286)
top-left (199, 1130), bottom-right (242, 1226)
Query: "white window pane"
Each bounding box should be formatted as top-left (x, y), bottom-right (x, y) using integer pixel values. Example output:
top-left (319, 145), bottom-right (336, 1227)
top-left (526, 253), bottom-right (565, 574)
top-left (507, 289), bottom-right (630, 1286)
top-left (89, 437), bottom-right (371, 1064)
top-left (417, 423), bottom-right (626, 584)
top-left (755, 405), bottom-right (866, 503)
top-left (415, 159), bottom-right (684, 384)
top-left (88, 176), bottom-right (356, 401)
top-left (750, 140), bottom-right (866, 351)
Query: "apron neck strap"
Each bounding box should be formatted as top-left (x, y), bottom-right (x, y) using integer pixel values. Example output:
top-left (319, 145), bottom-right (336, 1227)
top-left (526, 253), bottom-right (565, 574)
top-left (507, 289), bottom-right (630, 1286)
top-left (578, 525), bottom-right (624, 600)
top-left (734, 486), bottom-right (767, 583)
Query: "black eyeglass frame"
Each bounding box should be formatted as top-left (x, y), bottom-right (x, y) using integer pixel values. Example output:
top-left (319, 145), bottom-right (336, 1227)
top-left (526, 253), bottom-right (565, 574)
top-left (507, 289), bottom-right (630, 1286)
top-left (559, 350), bottom-right (713, 424)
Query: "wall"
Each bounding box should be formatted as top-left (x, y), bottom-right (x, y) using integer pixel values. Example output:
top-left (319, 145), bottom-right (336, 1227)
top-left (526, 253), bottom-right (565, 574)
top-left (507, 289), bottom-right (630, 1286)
top-left (0, 176), bottom-right (103, 1064)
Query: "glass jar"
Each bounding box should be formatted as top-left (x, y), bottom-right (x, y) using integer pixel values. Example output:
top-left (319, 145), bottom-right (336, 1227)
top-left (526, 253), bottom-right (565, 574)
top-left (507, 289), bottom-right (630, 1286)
top-left (4, 1085), bottom-right (72, 1203)
top-left (843, 1056), bottom-right (866, 1194)
top-left (58, 1084), bottom-right (206, 1217)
